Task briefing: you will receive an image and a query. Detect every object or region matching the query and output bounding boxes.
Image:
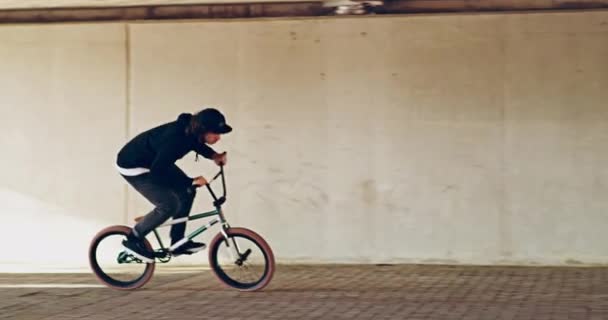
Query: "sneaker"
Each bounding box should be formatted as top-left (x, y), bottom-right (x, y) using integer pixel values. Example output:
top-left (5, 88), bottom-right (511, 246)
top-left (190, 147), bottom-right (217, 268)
top-left (122, 233), bottom-right (155, 263)
top-left (171, 240), bottom-right (206, 256)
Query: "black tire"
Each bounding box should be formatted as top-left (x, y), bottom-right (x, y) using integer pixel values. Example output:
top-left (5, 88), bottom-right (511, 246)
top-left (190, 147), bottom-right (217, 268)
top-left (208, 227), bottom-right (275, 291)
top-left (89, 225), bottom-right (155, 290)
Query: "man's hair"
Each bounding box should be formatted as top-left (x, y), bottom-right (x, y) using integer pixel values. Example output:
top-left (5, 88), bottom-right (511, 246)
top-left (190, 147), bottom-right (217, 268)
top-left (187, 113), bottom-right (205, 136)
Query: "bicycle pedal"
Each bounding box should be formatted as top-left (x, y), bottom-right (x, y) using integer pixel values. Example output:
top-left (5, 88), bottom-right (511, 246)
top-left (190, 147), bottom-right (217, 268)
top-left (153, 250), bottom-right (169, 258)
top-left (171, 251), bottom-right (194, 257)
top-left (186, 246), bottom-right (206, 253)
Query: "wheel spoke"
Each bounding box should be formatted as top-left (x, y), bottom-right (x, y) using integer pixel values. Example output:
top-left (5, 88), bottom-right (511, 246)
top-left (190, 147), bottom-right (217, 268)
top-left (89, 227), bottom-right (155, 290)
top-left (209, 231), bottom-right (273, 291)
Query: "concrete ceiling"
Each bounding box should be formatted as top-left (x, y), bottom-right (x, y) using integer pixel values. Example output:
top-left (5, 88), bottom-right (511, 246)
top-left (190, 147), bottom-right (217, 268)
top-left (0, 0), bottom-right (285, 10)
top-left (3, 0), bottom-right (608, 10)
top-left (1, 0), bottom-right (607, 23)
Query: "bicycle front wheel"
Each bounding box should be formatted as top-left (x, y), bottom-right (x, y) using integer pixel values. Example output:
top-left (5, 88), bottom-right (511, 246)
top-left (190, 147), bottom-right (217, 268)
top-left (208, 227), bottom-right (275, 291)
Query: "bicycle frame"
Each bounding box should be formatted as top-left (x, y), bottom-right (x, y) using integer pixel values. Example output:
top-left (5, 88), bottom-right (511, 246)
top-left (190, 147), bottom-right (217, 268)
top-left (147, 165), bottom-right (232, 261)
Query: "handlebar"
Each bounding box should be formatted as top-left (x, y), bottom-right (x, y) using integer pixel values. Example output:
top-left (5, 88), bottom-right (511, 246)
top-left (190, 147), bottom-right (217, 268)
top-left (190, 164), bottom-right (226, 207)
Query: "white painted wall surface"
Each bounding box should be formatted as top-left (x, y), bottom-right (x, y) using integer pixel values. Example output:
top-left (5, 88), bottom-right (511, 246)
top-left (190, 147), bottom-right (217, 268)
top-left (0, 24), bottom-right (127, 270)
top-left (1, 11), bottom-right (607, 271)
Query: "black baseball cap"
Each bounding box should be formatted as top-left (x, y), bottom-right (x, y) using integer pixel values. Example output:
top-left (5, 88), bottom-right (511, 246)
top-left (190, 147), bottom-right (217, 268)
top-left (196, 108), bottom-right (232, 134)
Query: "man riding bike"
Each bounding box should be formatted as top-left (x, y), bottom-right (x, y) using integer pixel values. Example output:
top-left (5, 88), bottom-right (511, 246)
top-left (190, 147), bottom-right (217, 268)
top-left (115, 108), bottom-right (231, 263)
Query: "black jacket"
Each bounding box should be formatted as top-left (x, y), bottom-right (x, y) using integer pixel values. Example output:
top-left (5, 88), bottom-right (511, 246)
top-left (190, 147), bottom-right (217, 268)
top-left (116, 113), bottom-right (216, 184)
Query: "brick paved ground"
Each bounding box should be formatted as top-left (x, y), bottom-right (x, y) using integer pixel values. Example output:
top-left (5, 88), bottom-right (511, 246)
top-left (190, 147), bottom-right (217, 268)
top-left (1, 264), bottom-right (608, 320)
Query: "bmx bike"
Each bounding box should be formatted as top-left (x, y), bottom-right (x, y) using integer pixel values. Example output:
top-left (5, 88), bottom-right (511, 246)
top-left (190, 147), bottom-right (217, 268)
top-left (88, 165), bottom-right (275, 291)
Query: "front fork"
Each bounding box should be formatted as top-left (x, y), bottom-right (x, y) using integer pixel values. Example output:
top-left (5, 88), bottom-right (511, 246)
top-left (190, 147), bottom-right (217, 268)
top-left (220, 224), bottom-right (240, 262)
top-left (218, 209), bottom-right (248, 264)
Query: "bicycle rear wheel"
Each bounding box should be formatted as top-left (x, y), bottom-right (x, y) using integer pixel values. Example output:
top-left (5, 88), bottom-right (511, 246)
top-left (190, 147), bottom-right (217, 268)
top-left (208, 227), bottom-right (275, 291)
top-left (88, 225), bottom-right (155, 290)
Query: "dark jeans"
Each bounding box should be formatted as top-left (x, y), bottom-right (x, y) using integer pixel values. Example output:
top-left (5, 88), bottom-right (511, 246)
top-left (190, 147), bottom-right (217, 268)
top-left (122, 165), bottom-right (195, 244)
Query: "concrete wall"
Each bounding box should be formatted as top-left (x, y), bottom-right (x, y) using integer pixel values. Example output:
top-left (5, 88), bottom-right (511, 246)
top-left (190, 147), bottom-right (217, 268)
top-left (0, 24), bottom-right (127, 270)
top-left (1, 11), bottom-right (607, 271)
